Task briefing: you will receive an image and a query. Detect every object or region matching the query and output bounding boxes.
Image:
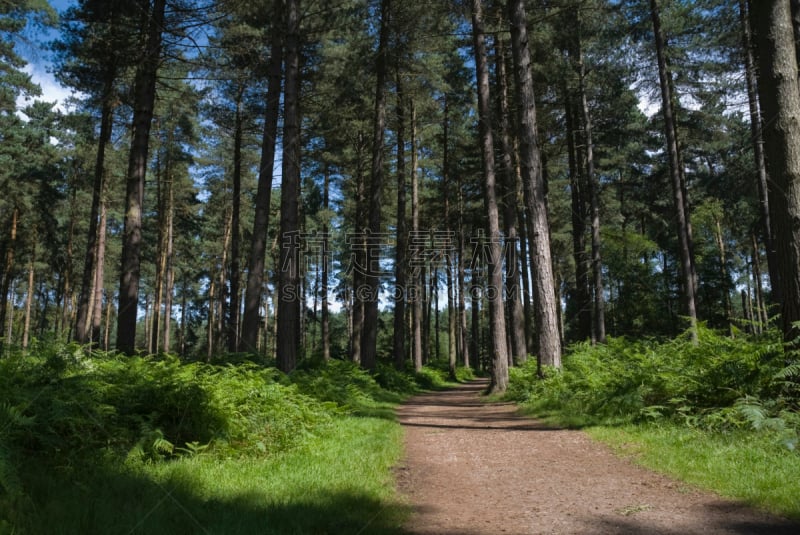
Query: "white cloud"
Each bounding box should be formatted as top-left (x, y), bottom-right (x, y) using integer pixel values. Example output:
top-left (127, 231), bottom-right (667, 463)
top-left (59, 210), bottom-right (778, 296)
top-left (16, 63), bottom-right (78, 116)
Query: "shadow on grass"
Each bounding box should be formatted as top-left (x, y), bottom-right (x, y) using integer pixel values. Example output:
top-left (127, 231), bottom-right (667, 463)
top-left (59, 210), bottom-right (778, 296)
top-left (4, 460), bottom-right (411, 535)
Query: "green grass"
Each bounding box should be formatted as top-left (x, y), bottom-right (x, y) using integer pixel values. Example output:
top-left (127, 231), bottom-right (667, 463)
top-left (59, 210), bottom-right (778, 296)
top-left (588, 424), bottom-right (800, 519)
top-left (7, 417), bottom-right (408, 535)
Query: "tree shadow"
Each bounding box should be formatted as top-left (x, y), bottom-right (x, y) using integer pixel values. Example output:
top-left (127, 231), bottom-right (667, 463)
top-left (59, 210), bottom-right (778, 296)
top-left (6, 459), bottom-right (413, 535)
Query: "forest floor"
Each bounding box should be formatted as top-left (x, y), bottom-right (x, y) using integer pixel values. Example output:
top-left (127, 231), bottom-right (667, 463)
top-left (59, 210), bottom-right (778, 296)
top-left (395, 378), bottom-right (800, 535)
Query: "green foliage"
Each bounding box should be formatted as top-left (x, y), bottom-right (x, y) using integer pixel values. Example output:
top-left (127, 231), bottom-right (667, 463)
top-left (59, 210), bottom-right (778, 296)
top-left (507, 326), bottom-right (791, 432)
top-left (0, 339), bottom-right (471, 530)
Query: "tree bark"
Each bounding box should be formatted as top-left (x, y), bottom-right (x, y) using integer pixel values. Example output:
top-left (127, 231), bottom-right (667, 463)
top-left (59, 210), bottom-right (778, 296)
top-left (576, 32), bottom-right (606, 344)
top-left (0, 207), bottom-right (19, 346)
top-left (91, 198), bottom-right (107, 345)
top-left (22, 248), bottom-right (34, 350)
top-left (393, 71), bottom-right (407, 370)
top-left (411, 101), bottom-right (423, 372)
top-left (241, 12), bottom-right (283, 352)
top-left (650, 0), bottom-right (698, 339)
top-left (565, 87), bottom-right (592, 341)
top-left (75, 75), bottom-right (114, 344)
top-left (495, 33), bottom-right (527, 364)
top-left (740, 0), bottom-right (780, 308)
top-left (471, 0), bottom-right (509, 392)
top-left (227, 84), bottom-right (245, 353)
top-left (276, 0), bottom-right (302, 373)
top-left (360, 0), bottom-right (391, 372)
top-left (508, 0), bottom-right (561, 369)
top-left (116, 0), bottom-right (166, 354)
top-left (752, 0), bottom-right (800, 347)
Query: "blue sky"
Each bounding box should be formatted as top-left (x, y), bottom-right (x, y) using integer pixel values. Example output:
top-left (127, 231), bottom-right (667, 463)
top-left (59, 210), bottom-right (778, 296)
top-left (18, 0), bottom-right (77, 111)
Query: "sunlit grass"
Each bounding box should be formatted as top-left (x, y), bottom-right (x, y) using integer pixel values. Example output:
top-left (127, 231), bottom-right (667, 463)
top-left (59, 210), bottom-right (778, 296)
top-left (589, 425), bottom-right (800, 520)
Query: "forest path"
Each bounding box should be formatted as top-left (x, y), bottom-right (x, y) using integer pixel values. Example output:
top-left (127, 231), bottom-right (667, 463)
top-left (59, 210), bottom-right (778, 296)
top-left (395, 378), bottom-right (799, 535)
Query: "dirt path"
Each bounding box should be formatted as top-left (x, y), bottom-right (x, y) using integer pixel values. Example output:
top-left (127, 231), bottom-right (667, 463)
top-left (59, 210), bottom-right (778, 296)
top-left (395, 379), bottom-right (800, 535)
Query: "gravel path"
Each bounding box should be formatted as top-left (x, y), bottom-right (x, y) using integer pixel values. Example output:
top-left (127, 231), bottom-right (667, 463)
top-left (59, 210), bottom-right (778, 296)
top-left (395, 378), bottom-right (800, 535)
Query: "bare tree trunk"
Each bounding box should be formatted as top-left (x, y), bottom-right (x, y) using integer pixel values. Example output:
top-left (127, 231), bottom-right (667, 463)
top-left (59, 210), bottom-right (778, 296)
top-left (752, 0), bottom-right (800, 348)
top-left (228, 85), bottom-right (245, 353)
top-left (495, 34), bottom-right (527, 364)
top-left (22, 250), bottom-right (34, 350)
top-left (458, 183), bottom-right (470, 369)
top-left (322, 167), bottom-right (331, 361)
top-left (713, 217), bottom-right (733, 335)
top-left (650, 0), bottom-right (698, 340)
top-left (442, 95), bottom-right (458, 376)
top-left (76, 76), bottom-right (114, 345)
top-left (752, 234), bottom-right (768, 328)
top-left (276, 0), bottom-right (302, 373)
top-left (576, 34), bottom-right (606, 344)
top-left (351, 163), bottom-right (366, 365)
top-left (241, 9), bottom-right (283, 352)
top-left (564, 89), bottom-right (592, 341)
top-left (411, 101), bottom-right (423, 372)
top-left (162, 172), bottom-right (174, 353)
top-left (0, 207), bottom-right (19, 339)
top-left (739, 0), bottom-right (780, 308)
top-left (508, 0), bottom-right (561, 369)
top-left (150, 154), bottom-right (165, 353)
top-left (117, 0), bottom-right (166, 354)
top-left (104, 292), bottom-right (112, 351)
top-left (5, 280), bottom-right (15, 346)
top-left (394, 72), bottom-right (408, 370)
top-left (91, 199), bottom-right (108, 345)
top-left (518, 208), bottom-right (535, 351)
top-left (471, 0), bottom-right (509, 392)
top-left (207, 280), bottom-right (215, 361)
top-left (360, 0), bottom-right (391, 372)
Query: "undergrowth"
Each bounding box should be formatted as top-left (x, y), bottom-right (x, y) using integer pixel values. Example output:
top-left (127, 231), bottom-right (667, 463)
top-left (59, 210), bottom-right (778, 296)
top-left (507, 326), bottom-right (797, 437)
top-left (0, 343), bottom-right (470, 533)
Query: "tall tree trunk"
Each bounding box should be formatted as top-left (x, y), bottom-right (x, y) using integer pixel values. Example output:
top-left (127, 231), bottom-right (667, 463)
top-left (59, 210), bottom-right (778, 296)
top-left (162, 168), bottom-right (174, 353)
top-left (117, 0), bottom-right (167, 354)
top-left (752, 233), bottom-right (768, 328)
top-left (351, 165), bottom-right (366, 365)
top-left (241, 14), bottom-right (283, 352)
top-left (321, 166), bottom-right (331, 361)
top-left (565, 88), bottom-right (592, 341)
top-left (393, 72), bottom-right (407, 370)
top-left (91, 199), bottom-right (108, 344)
top-left (458, 178), bottom-right (470, 369)
top-left (5, 280), bottom-right (15, 346)
top-left (411, 101), bottom-right (423, 372)
top-left (228, 85), bottom-right (245, 353)
top-left (361, 0), bottom-right (391, 372)
top-left (576, 32), bottom-right (606, 344)
top-left (75, 75), bottom-right (114, 344)
top-left (0, 207), bottom-right (19, 341)
top-left (442, 95), bottom-right (458, 376)
top-left (495, 34), bottom-right (527, 364)
top-left (650, 0), bottom-right (698, 339)
top-left (150, 153), bottom-right (165, 353)
top-left (276, 0), bottom-right (302, 373)
top-left (713, 217), bottom-right (733, 335)
top-left (740, 0), bottom-right (780, 307)
top-left (471, 0), bottom-right (509, 392)
top-left (518, 208), bottom-right (535, 351)
top-left (22, 248), bottom-right (34, 350)
top-left (508, 0), bottom-right (561, 369)
top-left (752, 0), bottom-right (800, 347)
